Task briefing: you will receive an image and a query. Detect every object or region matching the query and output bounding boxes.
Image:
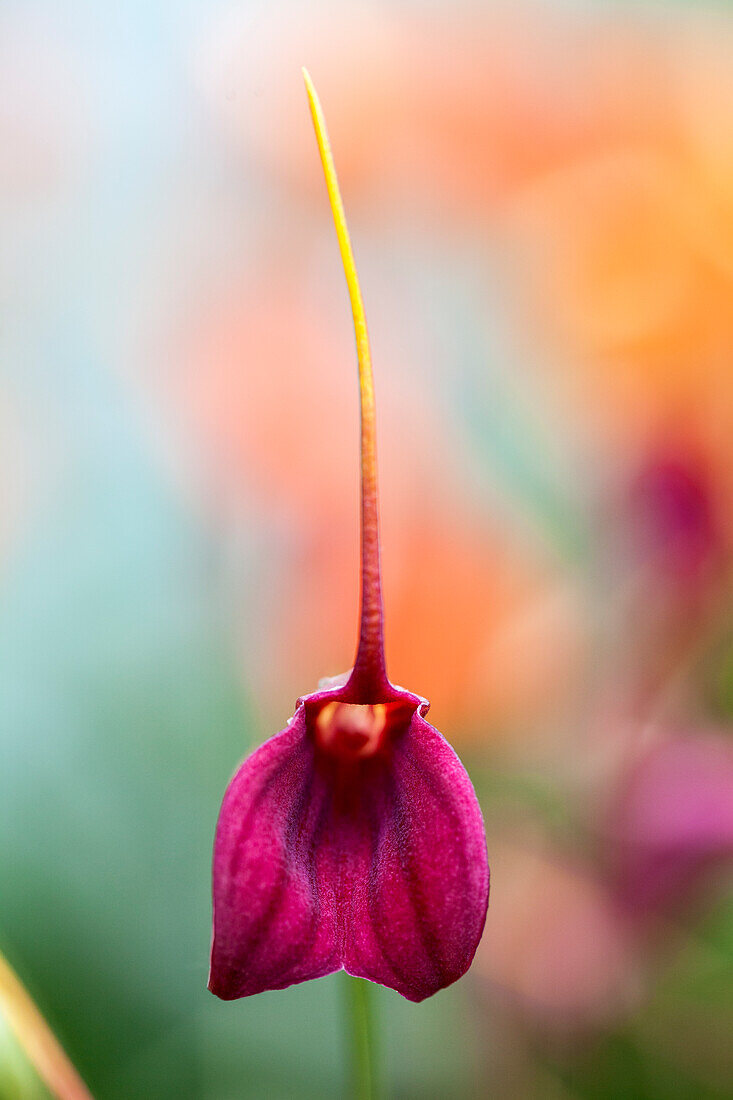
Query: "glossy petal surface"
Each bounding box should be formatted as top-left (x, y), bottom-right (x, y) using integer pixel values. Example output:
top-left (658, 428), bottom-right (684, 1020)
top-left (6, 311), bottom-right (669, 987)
top-left (209, 692), bottom-right (489, 1001)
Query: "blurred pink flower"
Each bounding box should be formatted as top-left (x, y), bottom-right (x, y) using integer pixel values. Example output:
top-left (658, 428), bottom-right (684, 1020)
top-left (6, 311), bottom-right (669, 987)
top-left (608, 732), bottom-right (733, 915)
top-left (605, 438), bottom-right (730, 714)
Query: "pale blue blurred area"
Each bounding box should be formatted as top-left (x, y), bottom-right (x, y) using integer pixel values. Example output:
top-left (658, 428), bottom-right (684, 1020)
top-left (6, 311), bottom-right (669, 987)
top-left (0, 341), bottom-right (248, 1092)
top-left (0, 1), bottom-right (251, 1093)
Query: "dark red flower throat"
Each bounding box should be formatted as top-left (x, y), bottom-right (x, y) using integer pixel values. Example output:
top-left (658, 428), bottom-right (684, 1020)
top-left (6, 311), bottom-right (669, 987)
top-left (311, 699), bottom-right (418, 762)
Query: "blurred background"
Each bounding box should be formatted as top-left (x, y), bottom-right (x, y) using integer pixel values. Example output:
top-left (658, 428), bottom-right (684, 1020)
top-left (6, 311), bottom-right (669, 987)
top-left (1, 0), bottom-right (732, 1096)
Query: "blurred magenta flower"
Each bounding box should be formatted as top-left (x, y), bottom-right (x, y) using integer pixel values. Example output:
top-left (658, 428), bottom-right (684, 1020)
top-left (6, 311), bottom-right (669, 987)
top-left (613, 439), bottom-right (728, 707)
top-left (208, 73), bottom-right (489, 1003)
top-left (609, 732), bottom-right (733, 914)
top-left (629, 444), bottom-right (721, 586)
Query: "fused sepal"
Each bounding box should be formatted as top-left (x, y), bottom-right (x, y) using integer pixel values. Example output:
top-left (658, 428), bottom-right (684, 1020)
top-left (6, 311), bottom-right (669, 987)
top-left (209, 689), bottom-right (489, 1001)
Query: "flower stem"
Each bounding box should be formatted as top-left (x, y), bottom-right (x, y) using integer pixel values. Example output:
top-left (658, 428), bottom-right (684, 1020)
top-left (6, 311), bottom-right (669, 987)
top-left (303, 68), bottom-right (387, 700)
top-left (344, 975), bottom-right (378, 1100)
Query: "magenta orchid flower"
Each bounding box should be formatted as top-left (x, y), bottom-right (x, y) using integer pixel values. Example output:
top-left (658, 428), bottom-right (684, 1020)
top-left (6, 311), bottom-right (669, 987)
top-left (208, 70), bottom-right (489, 1004)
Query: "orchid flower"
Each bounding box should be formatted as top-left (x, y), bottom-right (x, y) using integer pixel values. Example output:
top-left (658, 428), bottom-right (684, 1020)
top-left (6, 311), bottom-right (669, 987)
top-left (208, 70), bottom-right (489, 1004)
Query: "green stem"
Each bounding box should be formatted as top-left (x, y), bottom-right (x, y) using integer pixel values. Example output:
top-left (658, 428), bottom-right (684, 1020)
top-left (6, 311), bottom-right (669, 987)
top-left (344, 975), bottom-right (378, 1100)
